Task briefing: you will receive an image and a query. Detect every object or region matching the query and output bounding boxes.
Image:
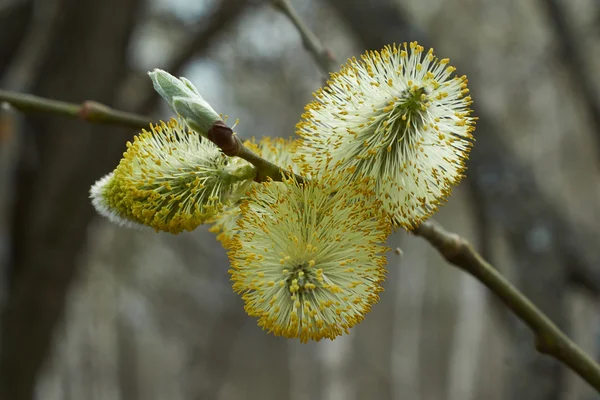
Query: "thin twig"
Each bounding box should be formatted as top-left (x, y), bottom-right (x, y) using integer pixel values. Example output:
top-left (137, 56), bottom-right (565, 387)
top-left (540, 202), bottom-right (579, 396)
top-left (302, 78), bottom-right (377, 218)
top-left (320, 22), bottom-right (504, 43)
top-left (236, 141), bottom-right (301, 182)
top-left (270, 0), bottom-right (337, 76)
top-left (0, 89), bottom-right (301, 183)
top-left (274, 0), bottom-right (600, 393)
top-left (0, 89), bottom-right (151, 129)
top-left (413, 220), bottom-right (600, 392)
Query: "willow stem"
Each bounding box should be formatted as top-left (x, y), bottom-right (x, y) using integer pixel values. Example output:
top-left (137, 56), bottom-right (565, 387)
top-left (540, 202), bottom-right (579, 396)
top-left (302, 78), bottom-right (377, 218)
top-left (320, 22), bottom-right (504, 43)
top-left (0, 89), bottom-right (151, 129)
top-left (413, 220), bottom-right (600, 392)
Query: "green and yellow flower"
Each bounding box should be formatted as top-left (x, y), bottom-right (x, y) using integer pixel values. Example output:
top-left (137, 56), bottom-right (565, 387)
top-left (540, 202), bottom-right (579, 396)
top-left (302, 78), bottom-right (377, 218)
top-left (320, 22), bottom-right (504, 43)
top-left (228, 172), bottom-right (390, 342)
top-left (296, 42), bottom-right (476, 229)
top-left (90, 118), bottom-right (255, 233)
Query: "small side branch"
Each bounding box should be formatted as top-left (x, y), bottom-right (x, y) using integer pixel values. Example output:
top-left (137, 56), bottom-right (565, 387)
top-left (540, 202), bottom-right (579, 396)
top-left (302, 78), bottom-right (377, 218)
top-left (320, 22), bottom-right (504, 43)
top-left (206, 120), bottom-right (303, 183)
top-left (413, 220), bottom-right (600, 392)
top-left (0, 89), bottom-right (151, 129)
top-left (270, 0), bottom-right (337, 76)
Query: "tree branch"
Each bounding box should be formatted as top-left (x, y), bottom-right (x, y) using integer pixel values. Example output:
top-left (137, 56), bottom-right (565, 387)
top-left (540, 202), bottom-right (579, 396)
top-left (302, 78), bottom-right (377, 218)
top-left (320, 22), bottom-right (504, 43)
top-left (412, 220), bottom-right (600, 392)
top-left (4, 77), bottom-right (600, 396)
top-left (0, 88), bottom-right (300, 183)
top-left (0, 89), bottom-right (151, 129)
top-left (3, 3), bottom-right (600, 392)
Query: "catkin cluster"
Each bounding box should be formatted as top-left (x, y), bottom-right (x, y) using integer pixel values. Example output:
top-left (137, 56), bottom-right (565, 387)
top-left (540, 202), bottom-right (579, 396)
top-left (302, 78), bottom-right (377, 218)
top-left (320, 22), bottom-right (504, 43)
top-left (91, 42), bottom-right (475, 342)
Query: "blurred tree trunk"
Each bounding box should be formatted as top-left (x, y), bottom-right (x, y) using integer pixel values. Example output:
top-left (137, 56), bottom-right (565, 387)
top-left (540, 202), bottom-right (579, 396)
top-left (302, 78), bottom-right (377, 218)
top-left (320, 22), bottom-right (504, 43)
top-left (0, 0), bottom-right (142, 398)
top-left (0, 0), bottom-right (33, 78)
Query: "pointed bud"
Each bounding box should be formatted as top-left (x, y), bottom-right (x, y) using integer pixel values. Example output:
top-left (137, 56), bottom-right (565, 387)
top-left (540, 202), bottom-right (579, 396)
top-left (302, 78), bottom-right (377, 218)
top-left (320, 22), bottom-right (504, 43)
top-left (172, 96), bottom-right (220, 135)
top-left (148, 69), bottom-right (197, 103)
top-left (148, 69), bottom-right (222, 137)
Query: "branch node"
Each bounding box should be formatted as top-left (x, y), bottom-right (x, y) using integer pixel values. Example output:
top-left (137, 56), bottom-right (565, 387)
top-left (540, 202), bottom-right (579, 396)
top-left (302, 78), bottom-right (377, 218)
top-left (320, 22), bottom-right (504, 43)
top-left (207, 120), bottom-right (239, 156)
top-left (80, 101), bottom-right (110, 123)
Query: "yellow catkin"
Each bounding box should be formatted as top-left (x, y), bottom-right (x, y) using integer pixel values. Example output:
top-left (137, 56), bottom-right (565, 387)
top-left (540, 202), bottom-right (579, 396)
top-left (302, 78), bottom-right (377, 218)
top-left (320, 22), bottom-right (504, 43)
top-left (228, 171), bottom-right (390, 342)
top-left (296, 42), bottom-right (476, 230)
top-left (91, 118), bottom-right (255, 233)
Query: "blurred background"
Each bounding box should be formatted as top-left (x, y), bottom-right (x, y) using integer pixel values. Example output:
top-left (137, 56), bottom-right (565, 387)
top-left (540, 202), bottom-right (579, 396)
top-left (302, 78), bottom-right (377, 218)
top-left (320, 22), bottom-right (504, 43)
top-left (1, 0), bottom-right (600, 399)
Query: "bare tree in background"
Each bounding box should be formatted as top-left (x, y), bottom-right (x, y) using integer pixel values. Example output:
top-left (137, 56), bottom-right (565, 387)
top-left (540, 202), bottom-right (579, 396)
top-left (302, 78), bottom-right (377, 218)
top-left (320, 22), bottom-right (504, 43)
top-left (0, 0), bottom-right (256, 397)
top-left (0, 0), bottom-right (142, 399)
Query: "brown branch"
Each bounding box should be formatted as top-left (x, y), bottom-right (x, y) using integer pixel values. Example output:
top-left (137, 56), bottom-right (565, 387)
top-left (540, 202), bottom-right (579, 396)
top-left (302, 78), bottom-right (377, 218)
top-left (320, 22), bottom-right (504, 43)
top-left (413, 220), bottom-right (600, 393)
top-left (205, 119), bottom-right (303, 182)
